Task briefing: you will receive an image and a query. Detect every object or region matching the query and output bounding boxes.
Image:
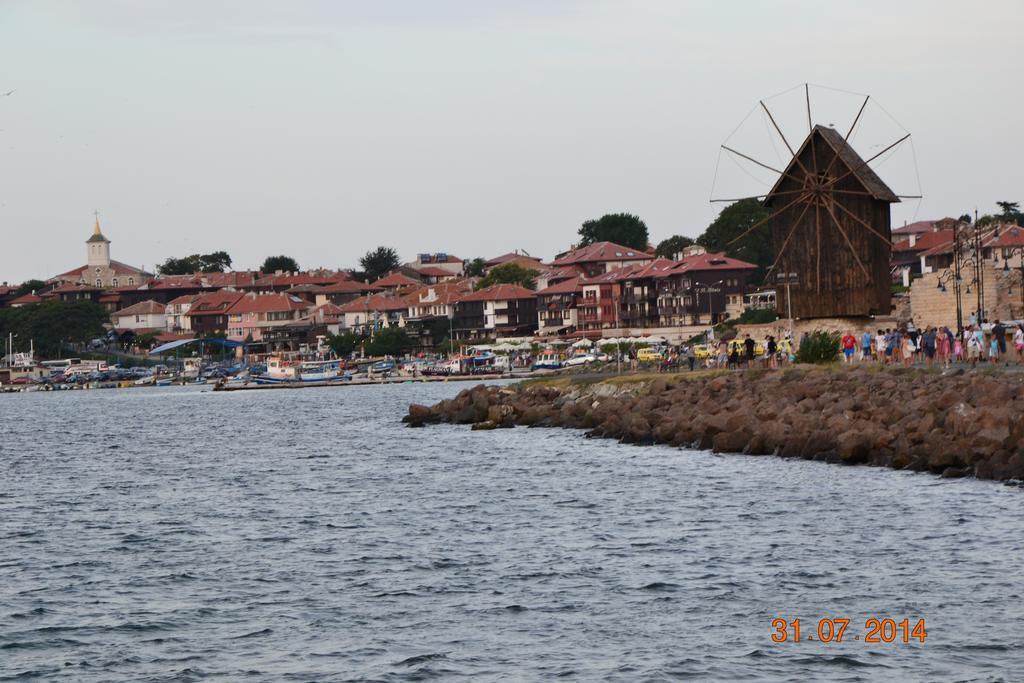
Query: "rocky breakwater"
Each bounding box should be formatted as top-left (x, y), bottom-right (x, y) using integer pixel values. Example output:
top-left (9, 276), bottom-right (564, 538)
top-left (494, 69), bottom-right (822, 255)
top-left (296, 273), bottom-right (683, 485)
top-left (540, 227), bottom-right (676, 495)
top-left (404, 367), bottom-right (1024, 482)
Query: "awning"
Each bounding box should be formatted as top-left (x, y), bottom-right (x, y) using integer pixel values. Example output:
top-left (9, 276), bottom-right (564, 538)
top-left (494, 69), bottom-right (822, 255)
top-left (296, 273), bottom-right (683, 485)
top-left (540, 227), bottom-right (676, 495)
top-left (149, 337), bottom-right (245, 355)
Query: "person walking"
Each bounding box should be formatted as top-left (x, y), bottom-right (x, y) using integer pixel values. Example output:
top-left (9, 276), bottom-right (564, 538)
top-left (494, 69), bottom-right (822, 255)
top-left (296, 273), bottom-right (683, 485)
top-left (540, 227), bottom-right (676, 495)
top-left (743, 334), bottom-right (756, 368)
top-left (766, 335), bottom-right (778, 369)
top-left (954, 327), bottom-right (964, 363)
top-left (685, 344), bottom-right (696, 371)
top-left (1014, 324), bottom-right (1024, 365)
top-left (875, 329), bottom-right (886, 363)
top-left (861, 330), bottom-right (873, 362)
top-left (966, 325), bottom-right (982, 367)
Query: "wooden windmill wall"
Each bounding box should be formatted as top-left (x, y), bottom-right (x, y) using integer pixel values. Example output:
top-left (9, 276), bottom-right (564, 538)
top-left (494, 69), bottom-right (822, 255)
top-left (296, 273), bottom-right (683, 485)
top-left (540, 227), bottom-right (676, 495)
top-left (765, 125), bottom-right (898, 319)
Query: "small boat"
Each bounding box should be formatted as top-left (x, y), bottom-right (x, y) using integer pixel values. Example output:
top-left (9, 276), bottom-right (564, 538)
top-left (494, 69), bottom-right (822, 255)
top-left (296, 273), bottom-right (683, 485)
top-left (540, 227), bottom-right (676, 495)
top-left (155, 377), bottom-right (174, 386)
top-left (255, 355), bottom-right (344, 385)
top-left (533, 351), bottom-right (563, 370)
top-left (133, 375), bottom-right (156, 386)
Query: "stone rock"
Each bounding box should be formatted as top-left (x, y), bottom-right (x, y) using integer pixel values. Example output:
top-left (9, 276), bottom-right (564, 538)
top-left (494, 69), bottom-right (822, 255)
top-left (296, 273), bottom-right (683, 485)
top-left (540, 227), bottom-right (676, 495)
top-left (471, 420), bottom-right (498, 430)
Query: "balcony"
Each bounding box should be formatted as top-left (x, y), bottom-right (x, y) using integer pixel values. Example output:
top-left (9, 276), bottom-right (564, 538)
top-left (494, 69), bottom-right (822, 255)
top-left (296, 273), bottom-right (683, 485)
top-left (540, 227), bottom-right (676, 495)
top-left (579, 313), bottom-right (598, 322)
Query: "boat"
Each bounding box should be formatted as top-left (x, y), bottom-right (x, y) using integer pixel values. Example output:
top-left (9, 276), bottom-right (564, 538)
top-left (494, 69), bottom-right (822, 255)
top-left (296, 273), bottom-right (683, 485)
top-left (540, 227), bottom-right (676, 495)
top-left (532, 350), bottom-right (563, 370)
top-left (155, 377), bottom-right (174, 386)
top-left (255, 354), bottom-right (344, 384)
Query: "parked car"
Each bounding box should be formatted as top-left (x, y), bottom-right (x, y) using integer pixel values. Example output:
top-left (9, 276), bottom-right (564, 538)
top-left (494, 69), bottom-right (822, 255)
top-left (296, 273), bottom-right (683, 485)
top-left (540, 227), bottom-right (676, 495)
top-left (637, 347), bottom-right (664, 362)
top-left (564, 353), bottom-right (596, 367)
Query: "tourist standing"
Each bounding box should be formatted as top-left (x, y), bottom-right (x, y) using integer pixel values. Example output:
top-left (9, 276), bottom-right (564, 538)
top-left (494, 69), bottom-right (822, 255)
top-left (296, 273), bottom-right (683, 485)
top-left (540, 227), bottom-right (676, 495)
top-left (992, 320), bottom-right (1007, 359)
top-left (766, 336), bottom-right (778, 369)
top-left (743, 334), bottom-right (756, 368)
top-left (936, 326), bottom-right (951, 368)
top-left (875, 329), bottom-right (886, 363)
top-left (861, 330), bottom-right (873, 362)
top-left (1014, 324), bottom-right (1024, 364)
top-left (901, 331), bottom-right (916, 367)
top-left (954, 327), bottom-right (964, 362)
top-left (841, 331), bottom-right (857, 363)
top-left (989, 330), bottom-right (1000, 365)
top-left (921, 326), bottom-right (937, 369)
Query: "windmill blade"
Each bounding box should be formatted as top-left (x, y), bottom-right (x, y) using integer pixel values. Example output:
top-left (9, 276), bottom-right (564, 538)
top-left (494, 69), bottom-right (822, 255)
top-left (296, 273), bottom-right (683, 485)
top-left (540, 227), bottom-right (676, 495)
top-left (822, 198), bottom-right (872, 280)
top-left (725, 191), bottom-right (811, 247)
top-left (720, 145), bottom-right (809, 188)
top-left (823, 133), bottom-right (912, 191)
top-left (760, 100), bottom-right (814, 180)
top-left (830, 200), bottom-right (895, 247)
top-left (710, 188), bottom-right (809, 203)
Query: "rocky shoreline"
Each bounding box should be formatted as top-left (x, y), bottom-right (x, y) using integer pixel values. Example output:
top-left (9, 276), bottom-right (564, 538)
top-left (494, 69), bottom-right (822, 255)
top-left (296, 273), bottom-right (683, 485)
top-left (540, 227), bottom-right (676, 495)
top-left (404, 366), bottom-right (1024, 482)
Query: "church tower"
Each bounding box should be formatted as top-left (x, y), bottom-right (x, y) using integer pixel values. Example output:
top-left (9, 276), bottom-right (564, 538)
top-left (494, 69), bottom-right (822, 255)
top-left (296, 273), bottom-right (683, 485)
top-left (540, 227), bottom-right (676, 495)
top-left (86, 213), bottom-right (111, 268)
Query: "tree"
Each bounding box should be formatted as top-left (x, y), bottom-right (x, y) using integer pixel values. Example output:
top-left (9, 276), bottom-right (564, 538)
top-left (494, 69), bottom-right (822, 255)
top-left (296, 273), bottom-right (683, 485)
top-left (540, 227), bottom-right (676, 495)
top-left (325, 331), bottom-right (362, 357)
top-left (578, 213), bottom-right (649, 251)
top-left (14, 279), bottom-right (46, 296)
top-left (359, 247), bottom-right (401, 283)
top-left (958, 213), bottom-right (972, 224)
top-left (696, 199), bottom-right (771, 282)
top-left (464, 257), bottom-right (486, 278)
top-left (159, 251), bottom-right (233, 275)
top-left (365, 327), bottom-right (411, 356)
top-left (0, 300), bottom-right (108, 358)
top-left (996, 201), bottom-right (1020, 217)
top-left (261, 255), bottom-right (300, 273)
top-left (474, 263), bottom-right (539, 290)
top-left (654, 235), bottom-right (695, 259)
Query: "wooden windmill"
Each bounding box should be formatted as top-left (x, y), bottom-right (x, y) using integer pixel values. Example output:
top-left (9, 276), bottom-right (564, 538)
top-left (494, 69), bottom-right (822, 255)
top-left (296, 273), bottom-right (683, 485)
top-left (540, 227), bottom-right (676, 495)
top-left (716, 86), bottom-right (918, 319)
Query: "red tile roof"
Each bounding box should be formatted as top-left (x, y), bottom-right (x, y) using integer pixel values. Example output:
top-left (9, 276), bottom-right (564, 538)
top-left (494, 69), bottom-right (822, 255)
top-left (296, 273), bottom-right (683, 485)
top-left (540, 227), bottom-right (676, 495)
top-left (167, 294), bottom-right (198, 306)
top-left (372, 272), bottom-right (421, 288)
top-left (551, 241), bottom-right (654, 266)
top-left (535, 276), bottom-right (582, 295)
top-left (252, 271), bottom-right (351, 288)
top-left (7, 292), bottom-right (42, 305)
top-left (989, 225), bottom-right (1024, 248)
top-left (415, 266), bottom-right (456, 277)
top-left (459, 284), bottom-right (537, 302)
top-left (318, 280), bottom-right (382, 294)
top-left (893, 229), bottom-right (955, 254)
top-left (226, 292), bottom-right (311, 314)
top-left (337, 294), bottom-right (411, 313)
top-left (485, 252), bottom-right (543, 267)
top-left (114, 300), bottom-right (166, 317)
top-left (671, 252), bottom-right (757, 273)
top-left (47, 283), bottom-right (104, 293)
top-left (186, 291), bottom-right (245, 314)
top-left (50, 259), bottom-right (150, 281)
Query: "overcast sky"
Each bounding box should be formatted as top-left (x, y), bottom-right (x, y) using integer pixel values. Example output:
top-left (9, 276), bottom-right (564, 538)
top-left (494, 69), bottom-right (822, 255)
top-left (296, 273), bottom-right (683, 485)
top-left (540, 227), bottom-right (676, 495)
top-left (1, 1), bottom-right (1021, 283)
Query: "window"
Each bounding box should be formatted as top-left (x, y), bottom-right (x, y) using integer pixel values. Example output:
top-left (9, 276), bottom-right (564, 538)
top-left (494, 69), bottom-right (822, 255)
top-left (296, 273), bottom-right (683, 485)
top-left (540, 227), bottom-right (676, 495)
top-left (96, 278), bottom-right (102, 287)
top-left (112, 278), bottom-right (118, 287)
top-left (128, 277), bottom-right (135, 286)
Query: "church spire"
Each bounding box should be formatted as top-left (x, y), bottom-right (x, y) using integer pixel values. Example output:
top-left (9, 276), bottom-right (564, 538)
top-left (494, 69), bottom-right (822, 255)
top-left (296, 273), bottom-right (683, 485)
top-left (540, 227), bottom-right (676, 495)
top-left (93, 210), bottom-right (102, 236)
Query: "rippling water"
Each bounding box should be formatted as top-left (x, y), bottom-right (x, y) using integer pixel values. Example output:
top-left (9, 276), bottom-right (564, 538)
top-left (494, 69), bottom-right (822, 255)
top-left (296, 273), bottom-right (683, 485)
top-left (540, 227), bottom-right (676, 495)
top-left (2, 382), bottom-right (1022, 681)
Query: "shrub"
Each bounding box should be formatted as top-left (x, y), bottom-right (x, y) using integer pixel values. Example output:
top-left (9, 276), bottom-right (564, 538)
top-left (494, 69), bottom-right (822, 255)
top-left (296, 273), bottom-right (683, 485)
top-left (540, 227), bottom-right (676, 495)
top-left (796, 330), bottom-right (840, 364)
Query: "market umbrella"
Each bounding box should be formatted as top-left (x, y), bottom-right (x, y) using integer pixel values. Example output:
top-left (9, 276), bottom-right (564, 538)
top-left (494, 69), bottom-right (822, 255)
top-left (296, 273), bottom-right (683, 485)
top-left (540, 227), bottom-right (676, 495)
top-left (572, 338), bottom-right (593, 348)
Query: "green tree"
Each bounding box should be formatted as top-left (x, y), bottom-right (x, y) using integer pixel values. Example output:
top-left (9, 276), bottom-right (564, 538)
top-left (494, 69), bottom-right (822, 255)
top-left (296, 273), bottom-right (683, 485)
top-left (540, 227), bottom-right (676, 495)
top-left (464, 257), bottom-right (486, 277)
top-left (261, 255), bottom-right (300, 273)
top-left (360, 247), bottom-right (401, 282)
top-left (696, 198), bottom-right (771, 282)
top-left (996, 201), bottom-right (1020, 217)
top-left (325, 331), bottom-right (362, 357)
top-left (366, 327), bottom-right (411, 356)
top-left (159, 251), bottom-right (233, 275)
top-left (958, 213), bottom-right (972, 224)
top-left (0, 300), bottom-right (108, 358)
top-left (578, 212), bottom-right (649, 251)
top-left (14, 279), bottom-right (46, 296)
top-left (654, 235), bottom-right (695, 259)
top-left (474, 263), bottom-right (539, 290)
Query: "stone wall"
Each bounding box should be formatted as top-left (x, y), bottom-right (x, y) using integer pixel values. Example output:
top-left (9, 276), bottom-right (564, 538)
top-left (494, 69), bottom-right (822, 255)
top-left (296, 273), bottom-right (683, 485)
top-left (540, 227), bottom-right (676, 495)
top-left (909, 265), bottom-right (1023, 329)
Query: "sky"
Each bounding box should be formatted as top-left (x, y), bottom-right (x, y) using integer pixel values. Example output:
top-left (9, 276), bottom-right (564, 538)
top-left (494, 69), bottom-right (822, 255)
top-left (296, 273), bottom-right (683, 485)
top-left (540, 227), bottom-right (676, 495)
top-left (1, 0), bottom-right (1022, 283)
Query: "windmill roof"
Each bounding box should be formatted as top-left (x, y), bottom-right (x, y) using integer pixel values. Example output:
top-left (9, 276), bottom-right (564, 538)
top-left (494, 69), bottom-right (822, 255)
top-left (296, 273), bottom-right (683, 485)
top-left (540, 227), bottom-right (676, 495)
top-left (766, 125), bottom-right (899, 205)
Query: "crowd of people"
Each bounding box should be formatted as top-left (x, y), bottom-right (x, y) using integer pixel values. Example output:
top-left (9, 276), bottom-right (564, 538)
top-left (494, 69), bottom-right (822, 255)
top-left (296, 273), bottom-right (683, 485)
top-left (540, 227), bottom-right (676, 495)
top-left (841, 319), bottom-right (1024, 368)
top-left (643, 318), bottom-right (1024, 374)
